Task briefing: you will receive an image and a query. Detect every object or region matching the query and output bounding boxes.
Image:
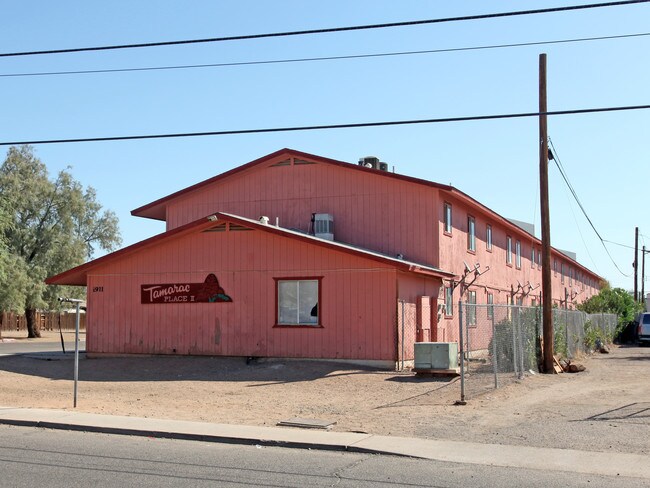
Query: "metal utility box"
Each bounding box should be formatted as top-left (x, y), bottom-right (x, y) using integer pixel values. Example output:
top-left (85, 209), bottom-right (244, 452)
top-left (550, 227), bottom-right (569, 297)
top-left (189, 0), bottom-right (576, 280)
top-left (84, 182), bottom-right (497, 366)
top-left (414, 342), bottom-right (459, 371)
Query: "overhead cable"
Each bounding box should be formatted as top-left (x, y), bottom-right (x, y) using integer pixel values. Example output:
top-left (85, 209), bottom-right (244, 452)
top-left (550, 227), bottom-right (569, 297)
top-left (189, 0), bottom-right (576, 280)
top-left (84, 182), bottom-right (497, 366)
top-left (1, 104), bottom-right (649, 147)
top-left (2, 32), bottom-right (649, 79)
top-left (1, 105), bottom-right (649, 147)
top-left (1, 0), bottom-right (647, 58)
top-left (548, 138), bottom-right (631, 277)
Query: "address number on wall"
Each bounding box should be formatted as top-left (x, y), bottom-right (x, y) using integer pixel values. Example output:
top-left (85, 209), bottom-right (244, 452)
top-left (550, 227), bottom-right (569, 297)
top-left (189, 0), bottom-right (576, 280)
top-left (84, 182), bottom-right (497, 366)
top-left (92, 286), bottom-right (104, 292)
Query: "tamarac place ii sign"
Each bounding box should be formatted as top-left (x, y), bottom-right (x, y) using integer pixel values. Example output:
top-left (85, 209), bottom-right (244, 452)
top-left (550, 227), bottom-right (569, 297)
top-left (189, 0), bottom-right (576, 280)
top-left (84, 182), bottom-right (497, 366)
top-left (141, 273), bottom-right (232, 304)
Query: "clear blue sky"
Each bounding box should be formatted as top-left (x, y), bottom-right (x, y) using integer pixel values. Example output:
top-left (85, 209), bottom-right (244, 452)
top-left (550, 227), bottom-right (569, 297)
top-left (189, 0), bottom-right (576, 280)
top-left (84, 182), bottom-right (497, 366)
top-left (1, 1), bottom-right (648, 291)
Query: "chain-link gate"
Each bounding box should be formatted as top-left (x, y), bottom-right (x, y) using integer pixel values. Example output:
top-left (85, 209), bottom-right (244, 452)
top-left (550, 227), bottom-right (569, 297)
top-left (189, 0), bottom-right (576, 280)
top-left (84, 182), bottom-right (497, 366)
top-left (458, 302), bottom-right (617, 402)
top-left (458, 302), bottom-right (540, 401)
top-left (397, 299), bottom-right (418, 370)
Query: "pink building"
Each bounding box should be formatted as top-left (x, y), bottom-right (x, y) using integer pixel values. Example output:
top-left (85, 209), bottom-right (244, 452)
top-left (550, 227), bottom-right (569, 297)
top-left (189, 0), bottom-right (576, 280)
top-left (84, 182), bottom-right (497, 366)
top-left (48, 149), bottom-right (602, 367)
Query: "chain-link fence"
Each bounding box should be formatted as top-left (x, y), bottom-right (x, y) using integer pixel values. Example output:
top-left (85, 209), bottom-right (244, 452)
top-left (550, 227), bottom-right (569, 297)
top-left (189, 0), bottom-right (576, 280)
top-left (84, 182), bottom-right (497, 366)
top-left (397, 299), bottom-right (418, 371)
top-left (458, 302), bottom-right (617, 401)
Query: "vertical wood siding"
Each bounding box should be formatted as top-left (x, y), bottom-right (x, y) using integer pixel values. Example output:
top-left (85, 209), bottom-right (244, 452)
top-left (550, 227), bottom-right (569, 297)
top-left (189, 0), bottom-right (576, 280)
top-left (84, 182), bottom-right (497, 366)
top-left (86, 227), bottom-right (400, 360)
top-left (435, 193), bottom-right (601, 340)
top-left (165, 156), bottom-right (440, 268)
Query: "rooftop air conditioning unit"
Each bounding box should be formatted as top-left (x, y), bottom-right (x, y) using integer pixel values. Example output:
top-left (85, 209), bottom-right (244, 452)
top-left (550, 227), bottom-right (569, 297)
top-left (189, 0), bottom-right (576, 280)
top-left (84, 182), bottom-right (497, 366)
top-left (358, 156), bottom-right (379, 169)
top-left (313, 213), bottom-right (334, 241)
top-left (413, 342), bottom-right (459, 373)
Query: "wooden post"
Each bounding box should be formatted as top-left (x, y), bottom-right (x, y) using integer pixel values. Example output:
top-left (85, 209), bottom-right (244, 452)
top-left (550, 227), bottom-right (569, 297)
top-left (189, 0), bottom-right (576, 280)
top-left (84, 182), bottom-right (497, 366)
top-left (634, 227), bottom-right (639, 301)
top-left (642, 245), bottom-right (646, 302)
top-left (539, 53), bottom-right (554, 374)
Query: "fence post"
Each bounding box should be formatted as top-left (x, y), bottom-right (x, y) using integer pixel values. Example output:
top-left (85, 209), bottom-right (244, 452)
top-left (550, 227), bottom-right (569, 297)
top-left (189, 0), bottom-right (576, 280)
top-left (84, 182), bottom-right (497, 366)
top-left (512, 307), bottom-right (519, 379)
top-left (518, 307), bottom-right (525, 378)
top-left (400, 300), bottom-right (406, 371)
top-left (458, 301), bottom-right (466, 404)
top-left (565, 308), bottom-right (570, 358)
top-left (491, 306), bottom-right (498, 389)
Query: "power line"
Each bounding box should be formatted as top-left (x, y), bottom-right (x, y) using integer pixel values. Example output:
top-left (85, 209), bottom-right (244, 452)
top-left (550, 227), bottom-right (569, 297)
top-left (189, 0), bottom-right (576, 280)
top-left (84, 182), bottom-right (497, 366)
top-left (1, 104), bottom-right (649, 147)
top-left (548, 138), bottom-right (631, 277)
top-left (3, 32), bottom-right (648, 79)
top-left (607, 237), bottom-right (650, 252)
top-left (1, 0), bottom-right (647, 58)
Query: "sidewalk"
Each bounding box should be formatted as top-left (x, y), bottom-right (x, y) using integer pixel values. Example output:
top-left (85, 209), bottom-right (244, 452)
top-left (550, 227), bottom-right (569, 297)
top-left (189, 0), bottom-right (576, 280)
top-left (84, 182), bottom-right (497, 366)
top-left (0, 406), bottom-right (647, 480)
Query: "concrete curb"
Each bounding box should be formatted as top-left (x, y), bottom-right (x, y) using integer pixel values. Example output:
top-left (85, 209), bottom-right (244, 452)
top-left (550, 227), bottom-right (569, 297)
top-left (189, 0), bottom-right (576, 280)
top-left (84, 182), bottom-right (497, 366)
top-left (0, 407), bottom-right (648, 480)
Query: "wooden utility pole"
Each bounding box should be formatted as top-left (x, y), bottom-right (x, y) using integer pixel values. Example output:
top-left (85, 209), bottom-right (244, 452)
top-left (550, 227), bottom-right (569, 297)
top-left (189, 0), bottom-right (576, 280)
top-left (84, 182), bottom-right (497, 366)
top-left (539, 53), bottom-right (554, 374)
top-left (642, 245), bottom-right (646, 303)
top-left (634, 227), bottom-right (639, 301)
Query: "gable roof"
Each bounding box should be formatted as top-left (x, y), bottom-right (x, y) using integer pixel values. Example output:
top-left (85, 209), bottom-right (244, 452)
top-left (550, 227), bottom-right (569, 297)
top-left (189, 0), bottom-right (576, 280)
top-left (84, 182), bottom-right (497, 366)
top-left (129, 147), bottom-right (601, 282)
top-left (47, 211), bottom-right (455, 286)
top-left (130, 148), bottom-right (453, 221)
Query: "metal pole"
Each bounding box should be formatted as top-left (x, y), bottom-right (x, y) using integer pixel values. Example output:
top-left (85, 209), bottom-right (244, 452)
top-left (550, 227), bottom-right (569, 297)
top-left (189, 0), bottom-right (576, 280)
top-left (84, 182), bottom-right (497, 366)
top-left (491, 306), bottom-right (498, 389)
top-left (401, 300), bottom-right (405, 371)
top-left (458, 300), bottom-right (466, 404)
top-left (74, 301), bottom-right (80, 408)
top-left (512, 306), bottom-right (519, 378)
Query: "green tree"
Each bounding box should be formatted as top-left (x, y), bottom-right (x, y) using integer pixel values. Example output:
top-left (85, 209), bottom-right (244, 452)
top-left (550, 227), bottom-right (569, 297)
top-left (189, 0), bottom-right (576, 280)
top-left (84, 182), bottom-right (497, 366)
top-left (577, 283), bottom-right (643, 335)
top-left (0, 145), bottom-right (121, 337)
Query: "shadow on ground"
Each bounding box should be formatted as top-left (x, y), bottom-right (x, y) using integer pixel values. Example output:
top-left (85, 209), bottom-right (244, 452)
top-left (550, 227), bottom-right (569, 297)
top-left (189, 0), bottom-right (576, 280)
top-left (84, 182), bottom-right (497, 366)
top-left (0, 354), bottom-right (417, 385)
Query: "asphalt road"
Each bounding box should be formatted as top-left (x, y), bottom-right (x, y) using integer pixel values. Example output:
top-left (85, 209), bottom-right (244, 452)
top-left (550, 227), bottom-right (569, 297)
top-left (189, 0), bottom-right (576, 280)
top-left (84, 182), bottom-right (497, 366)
top-left (0, 425), bottom-right (644, 488)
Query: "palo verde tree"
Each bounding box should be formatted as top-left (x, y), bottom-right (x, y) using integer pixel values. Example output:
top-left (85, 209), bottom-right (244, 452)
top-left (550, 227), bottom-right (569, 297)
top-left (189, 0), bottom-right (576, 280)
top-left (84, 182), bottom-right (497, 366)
top-left (0, 145), bottom-right (121, 337)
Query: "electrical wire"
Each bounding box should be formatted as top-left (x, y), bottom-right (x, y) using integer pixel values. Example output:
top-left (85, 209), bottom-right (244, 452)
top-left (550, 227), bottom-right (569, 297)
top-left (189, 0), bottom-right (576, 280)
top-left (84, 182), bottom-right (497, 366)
top-left (548, 138), bottom-right (631, 277)
top-left (1, 1), bottom-right (647, 58)
top-left (2, 32), bottom-right (649, 79)
top-left (556, 159), bottom-right (601, 274)
top-left (1, 104), bottom-right (648, 147)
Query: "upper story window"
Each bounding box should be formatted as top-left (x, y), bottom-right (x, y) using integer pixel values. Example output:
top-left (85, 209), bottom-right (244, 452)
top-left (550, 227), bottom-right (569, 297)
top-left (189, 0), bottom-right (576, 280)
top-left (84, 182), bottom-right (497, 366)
top-left (537, 251), bottom-right (542, 268)
top-left (506, 236), bottom-right (513, 265)
top-left (486, 224), bottom-right (493, 251)
top-left (554, 259), bottom-right (557, 276)
top-left (531, 247), bottom-right (535, 268)
top-left (467, 216), bottom-right (476, 252)
top-left (569, 268), bottom-right (573, 286)
top-left (561, 263), bottom-right (565, 283)
top-left (515, 240), bottom-right (522, 269)
top-left (443, 203), bottom-right (452, 235)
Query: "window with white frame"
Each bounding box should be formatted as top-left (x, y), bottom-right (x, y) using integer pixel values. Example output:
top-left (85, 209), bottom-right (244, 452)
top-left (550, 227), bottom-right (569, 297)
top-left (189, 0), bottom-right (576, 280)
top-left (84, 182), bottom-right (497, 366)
top-left (444, 203), bottom-right (452, 234)
top-left (277, 279), bottom-right (320, 326)
top-left (486, 224), bottom-right (492, 251)
top-left (507, 236), bottom-right (512, 265)
top-left (467, 290), bottom-right (477, 326)
top-left (467, 215), bottom-right (476, 252)
top-left (445, 286), bottom-right (453, 315)
top-left (516, 240), bottom-right (521, 269)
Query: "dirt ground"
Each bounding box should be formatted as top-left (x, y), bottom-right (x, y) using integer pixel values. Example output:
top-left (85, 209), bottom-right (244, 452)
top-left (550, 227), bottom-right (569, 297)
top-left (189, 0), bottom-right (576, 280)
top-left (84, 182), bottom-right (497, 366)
top-left (1, 331), bottom-right (649, 454)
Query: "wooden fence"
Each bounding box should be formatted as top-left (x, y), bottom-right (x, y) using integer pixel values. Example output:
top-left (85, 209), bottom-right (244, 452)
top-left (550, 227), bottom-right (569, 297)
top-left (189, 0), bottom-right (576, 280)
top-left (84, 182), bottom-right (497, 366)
top-left (0, 311), bottom-right (86, 333)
